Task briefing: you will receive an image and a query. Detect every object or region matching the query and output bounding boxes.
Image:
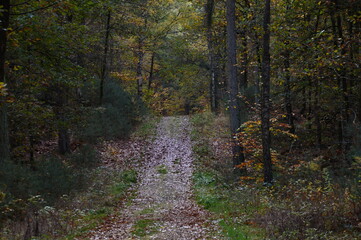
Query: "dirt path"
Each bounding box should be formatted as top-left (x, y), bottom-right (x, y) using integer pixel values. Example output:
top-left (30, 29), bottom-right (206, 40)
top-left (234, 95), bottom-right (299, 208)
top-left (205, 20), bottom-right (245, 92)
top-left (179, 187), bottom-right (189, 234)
top-left (89, 116), bottom-right (222, 240)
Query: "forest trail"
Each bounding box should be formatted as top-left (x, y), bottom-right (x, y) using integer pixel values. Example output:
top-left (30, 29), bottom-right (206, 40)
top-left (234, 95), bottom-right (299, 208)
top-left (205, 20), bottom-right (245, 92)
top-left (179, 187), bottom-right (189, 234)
top-left (89, 116), bottom-right (222, 240)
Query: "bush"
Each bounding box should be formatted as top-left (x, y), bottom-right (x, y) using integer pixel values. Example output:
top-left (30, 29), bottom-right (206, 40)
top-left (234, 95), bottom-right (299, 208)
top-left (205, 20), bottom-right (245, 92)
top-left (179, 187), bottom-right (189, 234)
top-left (0, 144), bottom-right (100, 226)
top-left (256, 178), bottom-right (361, 239)
top-left (70, 144), bottom-right (99, 168)
top-left (82, 80), bottom-right (146, 142)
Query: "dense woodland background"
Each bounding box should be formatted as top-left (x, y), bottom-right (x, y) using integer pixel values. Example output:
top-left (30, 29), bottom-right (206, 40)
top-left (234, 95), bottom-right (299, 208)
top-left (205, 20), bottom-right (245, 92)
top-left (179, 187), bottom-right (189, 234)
top-left (0, 0), bottom-right (360, 239)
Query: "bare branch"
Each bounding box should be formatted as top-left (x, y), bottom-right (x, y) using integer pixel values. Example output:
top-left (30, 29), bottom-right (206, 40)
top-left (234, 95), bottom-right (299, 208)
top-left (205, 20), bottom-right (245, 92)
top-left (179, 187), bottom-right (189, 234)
top-left (10, 1), bottom-right (61, 16)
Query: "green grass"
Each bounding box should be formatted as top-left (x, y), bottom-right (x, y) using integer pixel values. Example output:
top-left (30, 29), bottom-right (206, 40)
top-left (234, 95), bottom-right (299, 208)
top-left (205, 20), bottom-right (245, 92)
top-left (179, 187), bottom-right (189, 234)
top-left (193, 170), bottom-right (265, 240)
top-left (63, 209), bottom-right (109, 240)
top-left (156, 164), bottom-right (168, 174)
top-left (131, 219), bottom-right (158, 237)
top-left (138, 207), bottom-right (156, 215)
top-left (173, 158), bottom-right (181, 165)
top-left (111, 169), bottom-right (137, 197)
top-left (132, 116), bottom-right (160, 138)
top-left (190, 112), bottom-right (265, 240)
top-left (62, 169), bottom-right (138, 239)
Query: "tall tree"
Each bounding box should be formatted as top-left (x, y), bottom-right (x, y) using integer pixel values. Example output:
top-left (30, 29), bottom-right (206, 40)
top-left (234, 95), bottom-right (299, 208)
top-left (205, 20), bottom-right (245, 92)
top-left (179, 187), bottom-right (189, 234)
top-left (100, 10), bottom-right (112, 105)
top-left (283, 50), bottom-right (295, 134)
top-left (261, 0), bottom-right (272, 184)
top-left (205, 0), bottom-right (218, 112)
top-left (226, 0), bottom-right (244, 174)
top-left (136, 37), bottom-right (145, 97)
top-left (0, 0), bottom-right (10, 163)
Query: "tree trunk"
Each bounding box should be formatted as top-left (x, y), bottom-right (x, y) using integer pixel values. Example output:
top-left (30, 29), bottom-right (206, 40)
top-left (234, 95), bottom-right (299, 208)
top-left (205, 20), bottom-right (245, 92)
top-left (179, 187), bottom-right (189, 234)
top-left (0, 0), bottom-right (10, 163)
top-left (226, 0), bottom-right (244, 175)
top-left (315, 78), bottom-right (322, 149)
top-left (261, 0), bottom-right (272, 184)
top-left (148, 52), bottom-right (155, 89)
top-left (56, 87), bottom-right (70, 155)
top-left (255, 43), bottom-right (262, 105)
top-left (0, 104), bottom-right (9, 162)
top-left (239, 31), bottom-right (248, 91)
top-left (307, 78), bottom-right (312, 130)
top-left (284, 51), bottom-right (295, 133)
top-left (58, 126), bottom-right (70, 155)
top-left (238, 30), bottom-right (249, 126)
top-left (330, 1), bottom-right (349, 154)
top-left (335, 7), bottom-right (351, 153)
top-left (137, 39), bottom-right (144, 97)
top-left (206, 0), bottom-right (218, 113)
top-left (99, 10), bottom-right (111, 105)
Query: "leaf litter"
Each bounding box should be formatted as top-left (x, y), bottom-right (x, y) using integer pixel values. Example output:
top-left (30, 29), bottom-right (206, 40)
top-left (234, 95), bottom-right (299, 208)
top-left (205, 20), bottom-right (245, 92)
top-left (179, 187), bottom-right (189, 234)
top-left (88, 116), bottom-right (223, 239)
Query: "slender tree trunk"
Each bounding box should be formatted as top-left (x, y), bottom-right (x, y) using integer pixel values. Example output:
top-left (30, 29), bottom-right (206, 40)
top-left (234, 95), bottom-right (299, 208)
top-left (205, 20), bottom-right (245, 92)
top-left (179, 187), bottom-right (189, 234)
top-left (148, 52), bottom-right (155, 89)
top-left (283, 3), bottom-right (294, 134)
top-left (206, 0), bottom-right (218, 113)
top-left (29, 135), bottom-right (35, 168)
top-left (239, 30), bottom-right (248, 125)
top-left (56, 87), bottom-right (70, 155)
top-left (300, 85), bottom-right (306, 116)
top-left (284, 51), bottom-right (295, 133)
top-left (226, 0), bottom-right (244, 175)
top-left (255, 43), bottom-right (262, 105)
top-left (0, 105), bottom-right (9, 162)
top-left (0, 0), bottom-right (10, 163)
top-left (239, 31), bottom-right (248, 90)
top-left (137, 39), bottom-right (144, 97)
top-left (315, 78), bottom-right (322, 149)
top-left (100, 10), bottom-right (111, 105)
top-left (330, 2), bottom-right (348, 154)
top-left (307, 78), bottom-right (312, 130)
top-left (58, 126), bottom-right (70, 155)
top-left (241, 1), bottom-right (250, 92)
top-left (348, 21), bottom-right (357, 121)
top-left (335, 7), bottom-right (351, 153)
top-left (261, 0), bottom-right (272, 184)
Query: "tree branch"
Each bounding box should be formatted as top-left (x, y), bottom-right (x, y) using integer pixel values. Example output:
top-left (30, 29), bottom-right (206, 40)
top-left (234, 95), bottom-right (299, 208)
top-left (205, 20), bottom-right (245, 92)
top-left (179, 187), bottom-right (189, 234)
top-left (10, 1), bottom-right (61, 16)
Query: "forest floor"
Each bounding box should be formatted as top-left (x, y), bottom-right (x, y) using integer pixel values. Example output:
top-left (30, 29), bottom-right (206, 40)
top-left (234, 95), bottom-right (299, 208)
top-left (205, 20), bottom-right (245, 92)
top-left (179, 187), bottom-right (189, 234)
top-left (87, 116), bottom-right (224, 240)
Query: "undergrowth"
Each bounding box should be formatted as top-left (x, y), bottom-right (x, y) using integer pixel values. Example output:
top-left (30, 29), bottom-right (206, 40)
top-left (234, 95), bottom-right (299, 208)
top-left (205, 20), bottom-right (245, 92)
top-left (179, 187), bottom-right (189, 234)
top-left (0, 168), bottom-right (137, 240)
top-left (0, 117), bottom-right (158, 239)
top-left (131, 116), bottom-right (160, 139)
top-left (191, 112), bottom-right (265, 240)
top-left (191, 112), bottom-right (361, 240)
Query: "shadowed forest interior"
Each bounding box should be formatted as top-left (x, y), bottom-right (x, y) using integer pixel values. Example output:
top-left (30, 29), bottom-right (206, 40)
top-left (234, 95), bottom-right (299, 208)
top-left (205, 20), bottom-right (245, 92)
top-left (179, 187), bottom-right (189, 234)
top-left (0, 0), bottom-right (360, 239)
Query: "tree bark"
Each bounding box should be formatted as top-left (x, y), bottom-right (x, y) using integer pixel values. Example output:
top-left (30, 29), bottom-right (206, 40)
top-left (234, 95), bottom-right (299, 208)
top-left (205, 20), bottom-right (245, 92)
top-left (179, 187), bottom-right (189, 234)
top-left (261, 0), bottom-right (272, 184)
top-left (284, 51), bottom-right (295, 134)
top-left (100, 10), bottom-right (111, 105)
top-left (226, 0), bottom-right (244, 175)
top-left (239, 30), bottom-right (248, 126)
top-left (336, 7), bottom-right (350, 153)
top-left (137, 39), bottom-right (144, 97)
top-left (56, 87), bottom-right (70, 155)
top-left (239, 31), bottom-right (248, 91)
top-left (58, 126), bottom-right (70, 155)
top-left (255, 43), bottom-right (262, 105)
top-left (148, 52), bottom-right (155, 89)
top-left (330, 1), bottom-right (349, 154)
top-left (315, 77), bottom-right (322, 149)
top-left (0, 0), bottom-right (10, 163)
top-left (206, 0), bottom-right (218, 113)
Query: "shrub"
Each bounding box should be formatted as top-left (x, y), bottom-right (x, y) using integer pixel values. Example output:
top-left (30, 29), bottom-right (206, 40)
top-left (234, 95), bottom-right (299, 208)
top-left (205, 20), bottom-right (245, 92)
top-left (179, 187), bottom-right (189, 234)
top-left (81, 80), bottom-right (146, 142)
top-left (70, 144), bottom-right (99, 168)
top-left (256, 178), bottom-right (361, 239)
top-left (0, 144), bottom-right (100, 225)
